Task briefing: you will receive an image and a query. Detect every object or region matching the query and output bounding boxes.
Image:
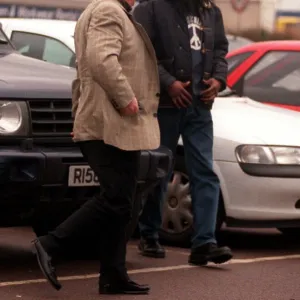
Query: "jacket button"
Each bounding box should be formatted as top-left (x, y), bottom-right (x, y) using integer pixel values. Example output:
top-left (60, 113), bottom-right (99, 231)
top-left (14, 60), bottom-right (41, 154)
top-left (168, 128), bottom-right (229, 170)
top-left (156, 92), bottom-right (160, 97)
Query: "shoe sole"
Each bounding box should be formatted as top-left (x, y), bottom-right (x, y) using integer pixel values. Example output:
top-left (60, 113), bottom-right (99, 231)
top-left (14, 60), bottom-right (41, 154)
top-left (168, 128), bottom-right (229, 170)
top-left (189, 252), bottom-right (233, 266)
top-left (32, 243), bottom-right (62, 291)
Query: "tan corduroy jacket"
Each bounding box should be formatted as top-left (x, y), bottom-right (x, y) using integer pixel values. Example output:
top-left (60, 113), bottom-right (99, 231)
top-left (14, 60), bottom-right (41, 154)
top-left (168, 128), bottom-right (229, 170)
top-left (72, 0), bottom-right (160, 151)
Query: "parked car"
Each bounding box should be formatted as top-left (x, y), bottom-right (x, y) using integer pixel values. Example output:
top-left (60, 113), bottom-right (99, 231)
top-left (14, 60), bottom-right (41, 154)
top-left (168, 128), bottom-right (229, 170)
top-left (2, 19), bottom-right (300, 244)
top-left (0, 18), bottom-right (77, 68)
top-left (226, 41), bottom-right (300, 112)
top-left (0, 22), bottom-right (172, 241)
top-left (160, 87), bottom-right (300, 243)
top-left (0, 18), bottom-right (252, 67)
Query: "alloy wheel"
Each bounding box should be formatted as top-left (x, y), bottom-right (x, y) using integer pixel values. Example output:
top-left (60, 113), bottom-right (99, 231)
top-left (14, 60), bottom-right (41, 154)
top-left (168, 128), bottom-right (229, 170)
top-left (162, 171), bottom-right (193, 235)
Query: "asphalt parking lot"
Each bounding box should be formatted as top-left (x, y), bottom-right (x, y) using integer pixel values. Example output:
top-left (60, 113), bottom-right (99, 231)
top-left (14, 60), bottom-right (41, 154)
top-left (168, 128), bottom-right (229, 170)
top-left (0, 227), bottom-right (299, 300)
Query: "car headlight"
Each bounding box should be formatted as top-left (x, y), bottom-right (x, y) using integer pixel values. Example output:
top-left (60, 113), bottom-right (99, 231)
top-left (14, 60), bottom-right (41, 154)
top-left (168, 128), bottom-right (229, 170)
top-left (0, 101), bottom-right (29, 136)
top-left (235, 145), bottom-right (300, 177)
top-left (236, 145), bottom-right (300, 165)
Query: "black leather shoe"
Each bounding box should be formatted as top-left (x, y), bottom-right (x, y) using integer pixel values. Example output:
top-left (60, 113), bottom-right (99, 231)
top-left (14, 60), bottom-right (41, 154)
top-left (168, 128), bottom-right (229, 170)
top-left (138, 238), bottom-right (165, 258)
top-left (32, 239), bottom-right (62, 291)
top-left (99, 279), bottom-right (150, 295)
top-left (189, 243), bottom-right (233, 266)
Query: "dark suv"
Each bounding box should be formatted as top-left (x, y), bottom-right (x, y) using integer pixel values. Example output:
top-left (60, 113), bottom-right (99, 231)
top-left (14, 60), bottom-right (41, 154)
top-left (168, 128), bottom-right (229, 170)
top-left (0, 24), bottom-right (172, 240)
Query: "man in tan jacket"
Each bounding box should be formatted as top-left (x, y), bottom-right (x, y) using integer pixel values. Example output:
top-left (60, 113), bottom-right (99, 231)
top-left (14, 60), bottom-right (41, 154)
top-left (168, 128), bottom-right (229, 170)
top-left (32, 0), bottom-right (160, 295)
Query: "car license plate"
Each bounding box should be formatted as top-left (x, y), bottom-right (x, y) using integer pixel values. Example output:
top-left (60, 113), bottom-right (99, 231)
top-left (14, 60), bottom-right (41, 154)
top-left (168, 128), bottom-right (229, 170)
top-left (68, 165), bottom-right (99, 187)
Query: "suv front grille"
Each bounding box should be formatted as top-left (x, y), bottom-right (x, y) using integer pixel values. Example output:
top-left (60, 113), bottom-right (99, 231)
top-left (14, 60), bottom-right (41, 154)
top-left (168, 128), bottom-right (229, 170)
top-left (28, 99), bottom-right (73, 137)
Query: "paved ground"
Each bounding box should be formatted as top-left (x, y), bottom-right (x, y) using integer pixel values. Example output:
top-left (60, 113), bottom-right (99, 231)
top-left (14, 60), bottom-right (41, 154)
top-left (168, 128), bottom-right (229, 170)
top-left (0, 227), bottom-right (300, 300)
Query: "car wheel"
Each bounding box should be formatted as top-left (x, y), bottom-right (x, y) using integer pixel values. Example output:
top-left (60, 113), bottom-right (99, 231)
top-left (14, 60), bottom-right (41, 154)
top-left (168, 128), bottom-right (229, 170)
top-left (277, 228), bottom-right (300, 236)
top-left (159, 155), bottom-right (225, 245)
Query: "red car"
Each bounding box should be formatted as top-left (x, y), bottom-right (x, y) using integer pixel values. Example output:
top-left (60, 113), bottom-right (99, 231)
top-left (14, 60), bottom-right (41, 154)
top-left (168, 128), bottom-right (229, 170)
top-left (226, 41), bottom-right (300, 112)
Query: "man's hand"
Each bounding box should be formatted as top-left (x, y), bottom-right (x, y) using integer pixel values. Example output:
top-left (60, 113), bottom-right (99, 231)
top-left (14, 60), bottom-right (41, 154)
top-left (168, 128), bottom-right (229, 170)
top-left (119, 97), bottom-right (139, 116)
top-left (201, 78), bottom-right (221, 102)
top-left (168, 81), bottom-right (192, 108)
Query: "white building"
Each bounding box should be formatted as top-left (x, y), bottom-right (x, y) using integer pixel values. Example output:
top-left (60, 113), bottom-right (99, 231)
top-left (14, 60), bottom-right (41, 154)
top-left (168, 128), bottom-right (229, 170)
top-left (0, 0), bottom-right (299, 32)
top-left (0, 0), bottom-right (90, 20)
top-left (216, 0), bottom-right (300, 32)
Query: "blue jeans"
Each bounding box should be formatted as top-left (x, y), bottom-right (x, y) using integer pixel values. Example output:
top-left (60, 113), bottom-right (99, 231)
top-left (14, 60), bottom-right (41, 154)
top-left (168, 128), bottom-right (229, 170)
top-left (138, 105), bottom-right (220, 248)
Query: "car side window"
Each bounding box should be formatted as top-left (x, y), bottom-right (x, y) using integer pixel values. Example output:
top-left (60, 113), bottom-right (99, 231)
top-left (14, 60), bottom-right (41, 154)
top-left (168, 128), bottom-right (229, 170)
top-left (243, 51), bottom-right (300, 106)
top-left (244, 51), bottom-right (287, 81)
top-left (272, 68), bottom-right (300, 92)
top-left (43, 38), bottom-right (74, 67)
top-left (227, 52), bottom-right (253, 74)
top-left (245, 51), bottom-right (300, 90)
top-left (10, 31), bottom-right (74, 67)
top-left (11, 31), bottom-right (45, 59)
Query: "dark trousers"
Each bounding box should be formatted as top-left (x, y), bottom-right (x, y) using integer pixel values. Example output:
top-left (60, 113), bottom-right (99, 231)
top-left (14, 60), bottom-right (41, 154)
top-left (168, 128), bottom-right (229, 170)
top-left (139, 105), bottom-right (220, 248)
top-left (39, 140), bottom-right (140, 280)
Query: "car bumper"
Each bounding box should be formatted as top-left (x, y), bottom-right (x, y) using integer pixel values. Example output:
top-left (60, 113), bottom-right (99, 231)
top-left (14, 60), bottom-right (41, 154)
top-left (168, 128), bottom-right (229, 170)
top-left (0, 145), bottom-right (172, 204)
top-left (216, 161), bottom-right (300, 227)
top-left (0, 146), bottom-right (95, 204)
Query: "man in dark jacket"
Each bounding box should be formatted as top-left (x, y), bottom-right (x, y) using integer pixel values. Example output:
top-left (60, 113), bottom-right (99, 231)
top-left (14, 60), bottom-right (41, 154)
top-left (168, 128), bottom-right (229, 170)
top-left (133, 0), bottom-right (233, 265)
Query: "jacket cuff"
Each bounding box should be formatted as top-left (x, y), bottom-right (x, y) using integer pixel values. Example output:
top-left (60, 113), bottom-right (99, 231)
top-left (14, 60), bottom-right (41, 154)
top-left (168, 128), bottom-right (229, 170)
top-left (111, 91), bottom-right (135, 110)
top-left (163, 76), bottom-right (176, 91)
top-left (213, 76), bottom-right (227, 92)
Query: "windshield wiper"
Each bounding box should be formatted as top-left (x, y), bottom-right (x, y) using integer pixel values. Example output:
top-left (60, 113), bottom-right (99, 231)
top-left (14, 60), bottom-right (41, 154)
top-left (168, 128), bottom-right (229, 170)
top-left (0, 39), bottom-right (8, 44)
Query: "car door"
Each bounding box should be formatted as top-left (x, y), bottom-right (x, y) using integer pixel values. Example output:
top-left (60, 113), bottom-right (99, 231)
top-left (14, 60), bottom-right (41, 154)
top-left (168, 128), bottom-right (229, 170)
top-left (9, 30), bottom-right (75, 67)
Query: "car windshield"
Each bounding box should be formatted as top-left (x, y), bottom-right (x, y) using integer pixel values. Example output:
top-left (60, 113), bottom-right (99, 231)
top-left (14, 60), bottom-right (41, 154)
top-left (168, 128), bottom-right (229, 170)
top-left (0, 24), bottom-right (13, 51)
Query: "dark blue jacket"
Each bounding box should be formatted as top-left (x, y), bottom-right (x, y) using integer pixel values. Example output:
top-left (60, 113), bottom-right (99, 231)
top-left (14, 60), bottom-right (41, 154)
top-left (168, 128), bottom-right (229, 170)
top-left (133, 0), bottom-right (228, 106)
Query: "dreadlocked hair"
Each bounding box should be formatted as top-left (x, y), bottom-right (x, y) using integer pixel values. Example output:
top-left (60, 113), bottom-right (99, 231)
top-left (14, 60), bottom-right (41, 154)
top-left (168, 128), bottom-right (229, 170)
top-left (203, 0), bottom-right (214, 9)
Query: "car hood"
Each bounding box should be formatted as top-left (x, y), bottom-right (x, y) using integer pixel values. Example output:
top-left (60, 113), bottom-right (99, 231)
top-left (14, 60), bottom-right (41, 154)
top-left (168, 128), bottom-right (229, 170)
top-left (0, 51), bottom-right (75, 99)
top-left (212, 96), bottom-right (300, 145)
top-left (178, 96), bottom-right (300, 161)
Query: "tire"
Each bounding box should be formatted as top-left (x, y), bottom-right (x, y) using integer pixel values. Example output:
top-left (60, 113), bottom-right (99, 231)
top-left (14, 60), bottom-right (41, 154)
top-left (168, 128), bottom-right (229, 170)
top-left (159, 154), bottom-right (225, 245)
top-left (277, 228), bottom-right (300, 236)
